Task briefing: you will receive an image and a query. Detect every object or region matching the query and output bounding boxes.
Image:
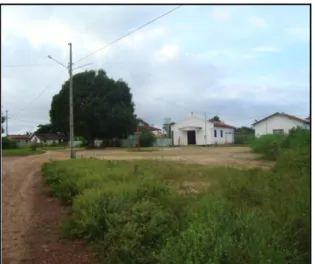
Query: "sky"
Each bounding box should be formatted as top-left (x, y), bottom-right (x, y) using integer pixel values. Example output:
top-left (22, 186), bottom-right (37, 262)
top-left (1, 4), bottom-right (310, 134)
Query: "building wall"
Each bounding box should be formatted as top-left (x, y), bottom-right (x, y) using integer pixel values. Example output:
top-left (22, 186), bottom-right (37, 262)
top-left (254, 115), bottom-right (309, 137)
top-left (12, 139), bottom-right (30, 147)
top-left (171, 115), bottom-right (216, 146)
top-left (212, 127), bottom-right (235, 144)
top-left (30, 136), bottom-right (56, 145)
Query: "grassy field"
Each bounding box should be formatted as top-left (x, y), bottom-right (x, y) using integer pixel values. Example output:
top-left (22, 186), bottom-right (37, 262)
top-left (2, 145), bottom-right (68, 156)
top-left (3, 148), bottom-right (46, 156)
top-left (42, 128), bottom-right (310, 264)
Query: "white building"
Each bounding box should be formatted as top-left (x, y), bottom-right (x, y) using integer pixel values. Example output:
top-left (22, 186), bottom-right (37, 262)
top-left (171, 113), bottom-right (235, 146)
top-left (252, 112), bottom-right (310, 137)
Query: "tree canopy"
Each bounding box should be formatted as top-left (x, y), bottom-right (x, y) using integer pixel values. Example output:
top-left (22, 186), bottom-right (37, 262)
top-left (50, 69), bottom-right (137, 144)
top-left (35, 123), bottom-right (58, 134)
top-left (210, 115), bottom-right (221, 122)
top-left (1, 114), bottom-right (5, 134)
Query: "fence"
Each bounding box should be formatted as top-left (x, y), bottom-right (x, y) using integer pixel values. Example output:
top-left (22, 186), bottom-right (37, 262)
top-left (121, 138), bottom-right (172, 148)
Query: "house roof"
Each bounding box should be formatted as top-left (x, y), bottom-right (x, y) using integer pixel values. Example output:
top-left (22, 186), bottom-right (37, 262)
top-left (252, 112), bottom-right (310, 126)
top-left (8, 134), bottom-right (31, 140)
top-left (209, 121), bottom-right (236, 129)
top-left (136, 118), bottom-right (150, 127)
top-left (32, 133), bottom-right (67, 141)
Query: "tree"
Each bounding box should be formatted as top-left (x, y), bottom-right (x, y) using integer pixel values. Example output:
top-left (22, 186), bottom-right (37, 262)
top-left (1, 114), bottom-right (5, 134)
top-left (306, 115), bottom-right (310, 121)
top-left (210, 115), bottom-right (221, 122)
top-left (50, 69), bottom-right (137, 146)
top-left (35, 123), bottom-right (58, 134)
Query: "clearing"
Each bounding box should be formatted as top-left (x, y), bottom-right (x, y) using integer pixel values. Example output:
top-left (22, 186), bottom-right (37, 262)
top-left (2, 146), bottom-right (272, 264)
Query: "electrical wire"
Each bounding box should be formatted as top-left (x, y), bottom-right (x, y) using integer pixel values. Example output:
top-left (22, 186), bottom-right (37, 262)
top-left (3, 63), bottom-right (56, 68)
top-left (75, 5), bottom-right (182, 64)
top-left (10, 69), bottom-right (66, 120)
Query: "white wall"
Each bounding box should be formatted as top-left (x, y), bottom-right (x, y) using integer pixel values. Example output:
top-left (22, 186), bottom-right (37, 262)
top-left (254, 115), bottom-right (310, 137)
top-left (212, 127), bottom-right (235, 144)
top-left (171, 115), bottom-right (213, 146)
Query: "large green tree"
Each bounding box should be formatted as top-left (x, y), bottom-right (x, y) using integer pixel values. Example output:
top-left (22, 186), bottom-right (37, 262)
top-left (35, 123), bottom-right (58, 134)
top-left (50, 69), bottom-right (137, 145)
top-left (210, 115), bottom-right (221, 122)
top-left (1, 114), bottom-right (5, 134)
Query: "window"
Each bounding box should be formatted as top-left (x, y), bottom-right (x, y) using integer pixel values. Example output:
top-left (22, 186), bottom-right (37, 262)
top-left (273, 129), bottom-right (284, 134)
top-left (220, 130), bottom-right (223, 137)
top-left (26, 140), bottom-right (29, 144)
top-left (214, 130), bottom-right (217, 138)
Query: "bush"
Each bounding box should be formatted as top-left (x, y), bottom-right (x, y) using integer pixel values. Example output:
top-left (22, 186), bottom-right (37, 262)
top-left (250, 134), bottom-right (286, 160)
top-left (100, 138), bottom-right (122, 148)
top-left (42, 128), bottom-right (310, 264)
top-left (139, 132), bottom-right (156, 147)
top-left (234, 132), bottom-right (255, 145)
top-left (2, 137), bottom-right (18, 149)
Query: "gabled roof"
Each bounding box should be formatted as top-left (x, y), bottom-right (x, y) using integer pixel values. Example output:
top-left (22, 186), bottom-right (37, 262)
top-left (252, 112), bottom-right (310, 126)
top-left (32, 133), bottom-right (67, 141)
top-left (209, 121), bottom-right (236, 129)
top-left (136, 118), bottom-right (150, 126)
top-left (8, 134), bottom-right (31, 140)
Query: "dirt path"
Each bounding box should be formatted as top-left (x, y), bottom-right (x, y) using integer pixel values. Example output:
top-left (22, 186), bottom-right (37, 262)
top-left (2, 152), bottom-right (95, 264)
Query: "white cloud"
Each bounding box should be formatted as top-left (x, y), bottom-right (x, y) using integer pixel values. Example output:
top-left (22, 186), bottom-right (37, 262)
top-left (155, 44), bottom-right (179, 62)
top-left (252, 46), bottom-right (281, 52)
top-left (248, 16), bottom-right (267, 29)
top-left (210, 8), bottom-right (231, 22)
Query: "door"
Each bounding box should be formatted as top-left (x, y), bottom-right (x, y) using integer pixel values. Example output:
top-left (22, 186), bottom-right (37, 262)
top-left (187, 130), bottom-right (196, 145)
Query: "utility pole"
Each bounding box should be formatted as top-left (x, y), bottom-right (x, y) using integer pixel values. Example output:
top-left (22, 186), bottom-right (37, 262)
top-left (204, 111), bottom-right (207, 146)
top-left (5, 110), bottom-right (8, 136)
top-left (68, 43), bottom-right (75, 159)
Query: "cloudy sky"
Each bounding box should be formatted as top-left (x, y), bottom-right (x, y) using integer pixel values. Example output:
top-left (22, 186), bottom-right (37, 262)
top-left (2, 4), bottom-right (310, 134)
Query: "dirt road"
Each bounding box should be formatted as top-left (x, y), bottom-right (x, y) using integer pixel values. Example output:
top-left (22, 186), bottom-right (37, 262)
top-left (2, 151), bottom-right (94, 264)
top-left (2, 146), bottom-right (273, 264)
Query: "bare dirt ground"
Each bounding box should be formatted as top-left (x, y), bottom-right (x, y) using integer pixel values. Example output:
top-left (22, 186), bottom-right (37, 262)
top-left (2, 146), bottom-right (273, 264)
top-left (77, 146), bottom-right (274, 169)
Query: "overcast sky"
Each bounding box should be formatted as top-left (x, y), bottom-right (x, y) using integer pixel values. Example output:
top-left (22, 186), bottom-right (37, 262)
top-left (2, 4), bottom-right (310, 134)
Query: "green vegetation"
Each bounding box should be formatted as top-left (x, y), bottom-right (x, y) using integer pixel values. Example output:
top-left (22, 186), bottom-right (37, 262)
top-left (250, 127), bottom-right (310, 160)
top-left (234, 126), bottom-right (255, 145)
top-left (42, 128), bottom-right (310, 264)
top-left (2, 136), bottom-right (18, 149)
top-left (3, 148), bottom-right (45, 156)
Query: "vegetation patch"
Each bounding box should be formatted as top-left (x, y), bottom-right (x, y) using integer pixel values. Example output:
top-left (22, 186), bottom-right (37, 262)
top-left (42, 128), bottom-right (310, 264)
top-left (3, 148), bottom-right (45, 157)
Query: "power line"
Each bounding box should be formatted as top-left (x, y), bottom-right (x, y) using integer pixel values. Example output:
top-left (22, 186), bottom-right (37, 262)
top-left (3, 63), bottom-right (56, 68)
top-left (10, 69), bottom-right (65, 120)
top-left (75, 5), bottom-right (182, 64)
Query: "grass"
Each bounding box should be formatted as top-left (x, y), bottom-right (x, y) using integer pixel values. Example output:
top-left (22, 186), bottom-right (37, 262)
top-left (41, 128), bottom-right (310, 264)
top-left (3, 148), bottom-right (46, 156)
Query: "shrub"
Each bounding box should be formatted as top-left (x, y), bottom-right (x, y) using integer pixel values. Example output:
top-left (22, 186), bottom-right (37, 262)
top-left (139, 132), bottom-right (156, 147)
top-left (250, 134), bottom-right (286, 160)
top-left (234, 132), bottom-right (255, 145)
top-left (2, 137), bottom-right (18, 149)
top-left (42, 128), bottom-right (310, 264)
top-left (100, 138), bottom-right (122, 148)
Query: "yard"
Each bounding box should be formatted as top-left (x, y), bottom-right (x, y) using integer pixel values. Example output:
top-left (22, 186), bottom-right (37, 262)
top-left (2, 135), bottom-right (310, 264)
top-left (76, 146), bottom-right (274, 169)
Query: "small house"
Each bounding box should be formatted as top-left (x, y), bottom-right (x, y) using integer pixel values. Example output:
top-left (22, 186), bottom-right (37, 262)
top-left (252, 112), bottom-right (310, 137)
top-left (7, 134), bottom-right (31, 147)
top-left (171, 113), bottom-right (235, 146)
top-left (30, 133), bottom-right (68, 145)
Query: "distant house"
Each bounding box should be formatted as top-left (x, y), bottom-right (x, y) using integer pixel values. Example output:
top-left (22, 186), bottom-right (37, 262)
top-left (8, 134), bottom-right (31, 147)
top-left (252, 112), bottom-right (310, 137)
top-left (171, 112), bottom-right (235, 146)
top-left (30, 133), bottom-right (68, 145)
top-left (136, 118), bottom-right (161, 133)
